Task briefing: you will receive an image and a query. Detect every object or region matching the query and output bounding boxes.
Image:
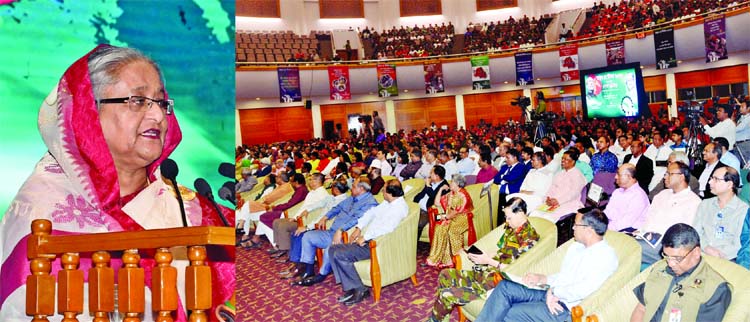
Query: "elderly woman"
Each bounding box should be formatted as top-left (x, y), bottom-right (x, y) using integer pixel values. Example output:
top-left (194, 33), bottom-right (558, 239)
top-left (426, 174), bottom-right (475, 268)
top-left (427, 197), bottom-right (540, 322)
top-left (530, 149), bottom-right (587, 223)
top-left (0, 45), bottom-right (233, 320)
top-left (506, 152), bottom-right (553, 211)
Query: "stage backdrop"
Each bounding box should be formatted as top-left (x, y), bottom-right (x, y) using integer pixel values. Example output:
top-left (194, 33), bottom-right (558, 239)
top-left (0, 1), bottom-right (236, 215)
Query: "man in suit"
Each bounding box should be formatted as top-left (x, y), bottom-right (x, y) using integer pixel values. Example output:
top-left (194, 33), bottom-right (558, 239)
top-left (413, 165), bottom-right (449, 240)
top-left (698, 142), bottom-right (726, 199)
top-left (492, 149), bottom-right (527, 223)
top-left (623, 140), bottom-right (654, 194)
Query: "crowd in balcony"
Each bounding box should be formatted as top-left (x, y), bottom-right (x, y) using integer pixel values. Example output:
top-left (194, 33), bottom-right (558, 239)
top-left (360, 23), bottom-right (455, 59)
top-left (463, 15), bottom-right (549, 53)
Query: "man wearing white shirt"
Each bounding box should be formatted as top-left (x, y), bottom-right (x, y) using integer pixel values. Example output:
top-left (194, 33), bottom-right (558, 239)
top-left (438, 150), bottom-right (458, 179)
top-left (476, 208), bottom-right (618, 321)
top-left (733, 98), bottom-right (750, 166)
top-left (456, 147), bottom-right (476, 175)
top-left (700, 105), bottom-right (736, 149)
top-left (698, 142), bottom-right (725, 199)
top-left (644, 131), bottom-right (672, 191)
top-left (328, 180), bottom-right (409, 305)
top-left (609, 135), bottom-right (631, 166)
top-left (416, 150), bottom-right (437, 179)
top-left (320, 150), bottom-right (341, 176)
top-left (375, 150), bottom-right (392, 176)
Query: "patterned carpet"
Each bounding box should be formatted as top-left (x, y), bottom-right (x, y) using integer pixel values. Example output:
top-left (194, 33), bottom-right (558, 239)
top-left (236, 239), bottom-right (463, 321)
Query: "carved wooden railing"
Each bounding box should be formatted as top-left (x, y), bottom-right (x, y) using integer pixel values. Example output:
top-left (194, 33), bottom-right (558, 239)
top-left (26, 219), bottom-right (234, 322)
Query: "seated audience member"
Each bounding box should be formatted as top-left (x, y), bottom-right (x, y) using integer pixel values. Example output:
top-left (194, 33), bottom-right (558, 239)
top-left (414, 165), bottom-right (450, 240)
top-left (714, 137), bottom-right (740, 173)
top-left (476, 153), bottom-right (498, 184)
top-left (400, 150), bottom-right (424, 180)
top-left (367, 162), bottom-right (385, 195)
top-left (320, 149), bottom-right (341, 176)
top-left (630, 224), bottom-right (731, 322)
top-left (245, 173), bottom-right (309, 249)
top-left (492, 148), bottom-right (527, 214)
top-left (475, 208), bottom-right (618, 322)
top-left (604, 164), bottom-right (650, 232)
top-left (295, 177), bottom-right (379, 286)
top-left (375, 149), bottom-right (393, 176)
top-left (328, 180), bottom-right (408, 306)
top-left (590, 136), bottom-right (619, 175)
top-left (270, 173), bottom-right (332, 259)
top-left (669, 128), bottom-right (687, 152)
top-left (520, 147), bottom-right (534, 172)
top-left (693, 166), bottom-right (749, 261)
top-left (610, 135), bottom-right (631, 165)
top-left (237, 167), bottom-right (258, 193)
top-left (392, 151), bottom-right (409, 179)
top-left (438, 150), bottom-right (458, 179)
top-left (647, 151), bottom-right (700, 199)
top-left (426, 174), bottom-right (474, 268)
top-left (644, 131), bottom-right (672, 191)
top-left (636, 161), bottom-right (701, 267)
top-left (280, 179), bottom-right (349, 280)
top-left (623, 140), bottom-right (654, 194)
top-left (697, 142), bottom-right (726, 199)
top-left (255, 157), bottom-right (273, 177)
top-left (530, 149), bottom-right (587, 223)
top-left (507, 152), bottom-right (553, 211)
top-left (416, 149), bottom-right (438, 179)
top-left (457, 147), bottom-right (477, 176)
top-left (427, 198), bottom-right (540, 322)
top-left (252, 173), bottom-right (277, 201)
top-left (237, 173), bottom-right (291, 242)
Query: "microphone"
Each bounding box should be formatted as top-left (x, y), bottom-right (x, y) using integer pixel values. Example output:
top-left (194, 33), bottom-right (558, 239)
top-left (194, 178), bottom-right (230, 227)
top-left (218, 181), bottom-right (236, 205)
top-left (218, 162), bottom-right (236, 179)
top-left (161, 158), bottom-right (188, 227)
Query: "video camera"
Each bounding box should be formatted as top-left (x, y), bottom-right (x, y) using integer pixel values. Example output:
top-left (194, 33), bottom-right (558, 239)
top-left (510, 96), bottom-right (531, 109)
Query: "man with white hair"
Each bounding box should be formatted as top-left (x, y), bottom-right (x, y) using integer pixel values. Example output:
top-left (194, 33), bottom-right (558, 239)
top-left (255, 157), bottom-right (273, 177)
top-left (237, 167), bottom-right (258, 193)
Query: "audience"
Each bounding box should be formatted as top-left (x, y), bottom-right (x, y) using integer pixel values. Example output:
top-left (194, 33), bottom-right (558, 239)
top-left (530, 149), bottom-right (587, 223)
top-left (604, 163), bottom-right (650, 232)
top-left (623, 140), bottom-right (653, 194)
top-left (426, 174), bottom-right (474, 268)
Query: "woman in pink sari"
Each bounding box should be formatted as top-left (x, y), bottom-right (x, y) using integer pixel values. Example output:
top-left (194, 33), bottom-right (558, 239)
top-left (0, 45), bottom-right (234, 321)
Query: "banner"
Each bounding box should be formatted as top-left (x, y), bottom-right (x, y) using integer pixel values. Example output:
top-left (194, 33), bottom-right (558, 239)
top-left (423, 62), bottom-right (445, 94)
top-left (559, 44), bottom-right (579, 81)
top-left (514, 52), bottom-right (534, 86)
top-left (605, 38), bottom-right (625, 66)
top-left (654, 27), bottom-right (677, 70)
top-left (277, 67), bottom-right (302, 103)
top-left (327, 66), bottom-right (351, 100)
top-left (470, 55), bottom-right (491, 89)
top-left (376, 64), bottom-right (398, 97)
top-left (704, 14), bottom-right (728, 63)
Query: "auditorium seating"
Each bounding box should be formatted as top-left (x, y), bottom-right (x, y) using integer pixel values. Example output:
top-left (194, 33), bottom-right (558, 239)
top-left (360, 23), bottom-right (455, 59)
top-left (463, 15), bottom-right (550, 53)
top-left (236, 30), bottom-right (320, 63)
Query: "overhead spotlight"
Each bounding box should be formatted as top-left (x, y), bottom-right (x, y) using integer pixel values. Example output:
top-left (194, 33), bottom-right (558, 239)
top-left (255, 97), bottom-right (261, 101)
top-left (640, 65), bottom-right (645, 69)
top-left (677, 60), bottom-right (683, 64)
top-left (404, 89), bottom-right (409, 93)
top-left (503, 81), bottom-right (509, 84)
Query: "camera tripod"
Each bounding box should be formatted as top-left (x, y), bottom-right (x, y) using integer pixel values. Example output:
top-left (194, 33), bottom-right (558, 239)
top-left (685, 118), bottom-right (705, 168)
top-left (533, 120), bottom-right (556, 145)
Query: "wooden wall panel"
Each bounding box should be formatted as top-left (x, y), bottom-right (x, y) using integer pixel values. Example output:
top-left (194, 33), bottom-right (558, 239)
top-left (463, 90), bottom-right (523, 127)
top-left (239, 107), bottom-right (313, 145)
top-left (399, 0), bottom-right (441, 17)
top-left (643, 75), bottom-right (666, 91)
top-left (236, 0), bottom-right (280, 18)
top-left (319, 0), bottom-right (364, 18)
top-left (476, 0), bottom-right (518, 11)
top-left (394, 96), bottom-right (456, 131)
top-left (320, 101), bottom-right (386, 138)
top-left (675, 64), bottom-right (749, 88)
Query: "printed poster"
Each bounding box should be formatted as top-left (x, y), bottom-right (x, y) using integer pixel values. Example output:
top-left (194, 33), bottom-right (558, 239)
top-left (277, 67), bottom-right (302, 103)
top-left (559, 43), bottom-right (579, 81)
top-left (423, 62), bottom-right (445, 94)
top-left (470, 55), bottom-right (491, 90)
top-left (514, 52), bottom-right (534, 86)
top-left (654, 27), bottom-right (677, 70)
top-left (704, 14), bottom-right (728, 63)
top-left (327, 66), bottom-right (351, 100)
top-left (376, 64), bottom-right (398, 97)
top-left (605, 38), bottom-right (625, 66)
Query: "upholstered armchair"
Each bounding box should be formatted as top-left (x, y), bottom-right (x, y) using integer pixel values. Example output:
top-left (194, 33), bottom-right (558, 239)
top-left (457, 217), bottom-right (558, 322)
top-left (402, 178), bottom-right (424, 202)
top-left (353, 202), bottom-right (420, 302)
top-left (582, 255), bottom-right (750, 322)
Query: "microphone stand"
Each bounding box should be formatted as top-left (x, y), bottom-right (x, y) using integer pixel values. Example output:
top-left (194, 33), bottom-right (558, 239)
top-left (170, 179), bottom-right (188, 227)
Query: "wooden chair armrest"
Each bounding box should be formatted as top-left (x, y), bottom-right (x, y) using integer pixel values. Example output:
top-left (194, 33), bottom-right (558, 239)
top-left (284, 210), bottom-right (289, 219)
top-left (571, 305), bottom-right (584, 322)
top-left (493, 271), bottom-right (502, 285)
top-left (428, 207), bottom-right (438, 243)
top-left (342, 231), bottom-right (349, 244)
top-left (466, 212), bottom-right (477, 245)
top-left (296, 217), bottom-right (303, 228)
top-left (368, 240), bottom-right (382, 302)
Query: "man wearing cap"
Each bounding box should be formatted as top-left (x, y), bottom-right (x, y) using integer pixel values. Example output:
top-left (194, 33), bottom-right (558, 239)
top-left (256, 157), bottom-right (273, 177)
top-left (368, 161), bottom-right (385, 195)
top-left (237, 167), bottom-right (258, 193)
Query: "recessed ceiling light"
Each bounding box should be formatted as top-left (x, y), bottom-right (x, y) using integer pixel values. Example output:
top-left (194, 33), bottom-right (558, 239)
top-left (404, 89), bottom-right (409, 93)
top-left (503, 81), bottom-right (509, 84)
top-left (369, 92), bottom-right (374, 95)
top-left (677, 60), bottom-right (683, 64)
top-left (640, 66), bottom-right (645, 69)
top-left (536, 78), bottom-right (541, 81)
top-left (255, 97), bottom-right (261, 101)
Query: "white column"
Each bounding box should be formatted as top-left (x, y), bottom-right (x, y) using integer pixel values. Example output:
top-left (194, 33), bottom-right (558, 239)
top-left (312, 103), bottom-right (323, 138)
top-left (455, 94), bottom-right (466, 130)
top-left (235, 109), bottom-right (242, 147)
top-left (665, 73), bottom-right (677, 118)
top-left (385, 100), bottom-right (397, 133)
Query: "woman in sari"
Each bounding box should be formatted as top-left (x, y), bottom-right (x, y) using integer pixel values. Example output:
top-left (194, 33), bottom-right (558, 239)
top-left (426, 174), bottom-right (474, 268)
top-left (0, 45), bottom-right (234, 321)
top-left (427, 197), bottom-right (539, 322)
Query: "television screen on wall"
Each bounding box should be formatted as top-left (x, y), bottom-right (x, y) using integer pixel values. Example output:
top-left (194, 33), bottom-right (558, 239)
top-left (580, 62), bottom-right (649, 119)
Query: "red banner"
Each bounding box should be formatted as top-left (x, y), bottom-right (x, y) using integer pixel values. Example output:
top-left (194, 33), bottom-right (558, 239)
top-left (559, 44), bottom-right (579, 81)
top-left (328, 66), bottom-right (351, 100)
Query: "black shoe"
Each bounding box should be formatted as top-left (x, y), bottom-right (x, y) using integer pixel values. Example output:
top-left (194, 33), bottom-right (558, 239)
top-left (291, 272), bottom-right (314, 286)
top-left (343, 288), bottom-right (370, 306)
top-left (270, 250), bottom-right (287, 258)
top-left (298, 274), bottom-right (327, 287)
top-left (266, 247), bottom-right (281, 255)
top-left (337, 289), bottom-right (355, 303)
top-left (275, 257), bottom-right (289, 263)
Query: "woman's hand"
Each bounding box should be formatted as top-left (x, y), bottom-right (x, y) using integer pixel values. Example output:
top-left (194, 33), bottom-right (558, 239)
top-left (467, 252), bottom-right (495, 266)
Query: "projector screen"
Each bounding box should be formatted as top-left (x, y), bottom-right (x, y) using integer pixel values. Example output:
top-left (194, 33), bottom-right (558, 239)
top-left (580, 62), bottom-right (649, 119)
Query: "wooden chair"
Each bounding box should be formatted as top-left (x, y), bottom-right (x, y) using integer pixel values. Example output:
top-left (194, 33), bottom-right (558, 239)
top-left (26, 219), bottom-right (234, 322)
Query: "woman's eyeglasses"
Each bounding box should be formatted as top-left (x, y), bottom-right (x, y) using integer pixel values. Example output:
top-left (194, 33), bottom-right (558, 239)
top-left (97, 95), bottom-right (174, 115)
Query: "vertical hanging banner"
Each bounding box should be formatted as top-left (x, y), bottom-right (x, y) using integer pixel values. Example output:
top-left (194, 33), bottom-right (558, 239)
top-left (376, 64), bottom-right (399, 97)
top-left (277, 67), bottom-right (302, 103)
top-left (559, 43), bottom-right (579, 81)
top-left (470, 55), bottom-right (491, 90)
top-left (654, 27), bottom-right (677, 70)
top-left (514, 52), bottom-right (534, 86)
top-left (424, 62), bottom-right (445, 94)
top-left (704, 14), bottom-right (728, 63)
top-left (328, 66), bottom-right (351, 100)
top-left (605, 38), bottom-right (625, 66)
